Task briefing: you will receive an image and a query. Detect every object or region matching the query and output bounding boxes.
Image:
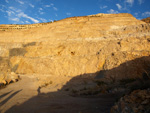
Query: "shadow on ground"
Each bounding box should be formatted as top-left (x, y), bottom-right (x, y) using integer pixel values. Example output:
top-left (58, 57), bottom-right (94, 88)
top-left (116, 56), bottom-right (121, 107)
top-left (0, 90), bottom-right (22, 107)
top-left (4, 56), bottom-right (150, 113)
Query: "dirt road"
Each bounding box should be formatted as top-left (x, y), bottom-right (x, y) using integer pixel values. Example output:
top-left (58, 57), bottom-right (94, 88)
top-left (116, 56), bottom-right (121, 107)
top-left (0, 75), bottom-right (117, 113)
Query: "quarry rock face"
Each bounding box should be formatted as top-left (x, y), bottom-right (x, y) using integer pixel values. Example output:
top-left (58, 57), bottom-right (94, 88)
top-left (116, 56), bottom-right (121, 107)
top-left (141, 17), bottom-right (150, 23)
top-left (0, 13), bottom-right (150, 86)
top-left (111, 89), bottom-right (150, 113)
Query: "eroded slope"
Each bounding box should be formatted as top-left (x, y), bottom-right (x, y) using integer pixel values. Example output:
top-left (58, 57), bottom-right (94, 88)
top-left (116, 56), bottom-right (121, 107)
top-left (0, 13), bottom-right (150, 87)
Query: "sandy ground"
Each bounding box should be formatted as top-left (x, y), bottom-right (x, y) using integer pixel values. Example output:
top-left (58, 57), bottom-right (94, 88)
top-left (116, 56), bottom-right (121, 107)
top-left (0, 75), bottom-right (118, 113)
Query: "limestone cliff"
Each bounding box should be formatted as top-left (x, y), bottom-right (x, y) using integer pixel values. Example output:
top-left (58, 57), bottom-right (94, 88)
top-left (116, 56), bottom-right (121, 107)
top-left (0, 13), bottom-right (150, 86)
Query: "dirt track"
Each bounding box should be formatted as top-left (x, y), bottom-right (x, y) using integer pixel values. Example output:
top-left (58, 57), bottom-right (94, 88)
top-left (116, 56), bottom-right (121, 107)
top-left (0, 75), bottom-right (118, 113)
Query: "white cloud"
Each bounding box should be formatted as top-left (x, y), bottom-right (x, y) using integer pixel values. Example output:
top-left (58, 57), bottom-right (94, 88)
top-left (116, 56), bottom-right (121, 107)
top-left (142, 11), bottom-right (150, 17)
top-left (45, 5), bottom-right (51, 7)
top-left (39, 8), bottom-right (43, 11)
top-left (9, 7), bottom-right (21, 13)
top-left (50, 3), bottom-right (54, 6)
top-left (39, 18), bottom-right (47, 22)
top-left (9, 7), bottom-right (16, 10)
top-left (6, 7), bottom-right (20, 22)
top-left (5, 6), bottom-right (39, 24)
top-left (66, 13), bottom-right (71, 15)
top-left (53, 7), bottom-right (58, 11)
top-left (5, 0), bottom-right (9, 3)
top-left (10, 18), bottom-right (20, 22)
top-left (134, 12), bottom-right (139, 17)
top-left (125, 0), bottom-right (134, 6)
top-left (107, 9), bottom-right (119, 14)
top-left (100, 5), bottom-right (107, 9)
top-left (49, 19), bottom-right (53, 22)
top-left (0, 9), bottom-right (5, 12)
top-left (6, 10), bottom-right (15, 16)
top-left (116, 4), bottom-right (122, 10)
top-left (38, 8), bottom-right (44, 15)
top-left (29, 4), bottom-right (34, 8)
top-left (0, 4), bottom-right (6, 8)
top-left (39, 12), bottom-right (44, 15)
top-left (16, 9), bottom-right (22, 13)
top-left (138, 0), bottom-right (144, 5)
top-left (44, 3), bottom-right (57, 12)
top-left (25, 21), bottom-right (31, 24)
top-left (18, 12), bottom-right (39, 23)
top-left (21, 21), bottom-right (24, 24)
top-left (16, 0), bottom-right (24, 4)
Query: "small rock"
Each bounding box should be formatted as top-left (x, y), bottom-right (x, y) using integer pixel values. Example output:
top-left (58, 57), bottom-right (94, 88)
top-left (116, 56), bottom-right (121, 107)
top-left (1, 80), bottom-right (7, 85)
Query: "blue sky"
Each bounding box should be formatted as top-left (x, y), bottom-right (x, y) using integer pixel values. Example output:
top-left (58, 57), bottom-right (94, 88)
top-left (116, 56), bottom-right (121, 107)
top-left (0, 0), bottom-right (150, 24)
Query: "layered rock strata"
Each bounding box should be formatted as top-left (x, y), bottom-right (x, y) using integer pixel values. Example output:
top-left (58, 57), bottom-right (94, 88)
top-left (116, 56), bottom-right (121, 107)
top-left (0, 13), bottom-right (150, 86)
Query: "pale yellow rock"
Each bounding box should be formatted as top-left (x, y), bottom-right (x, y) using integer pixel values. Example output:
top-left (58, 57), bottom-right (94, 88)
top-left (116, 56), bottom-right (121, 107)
top-left (0, 13), bottom-right (150, 85)
top-left (0, 74), bottom-right (5, 83)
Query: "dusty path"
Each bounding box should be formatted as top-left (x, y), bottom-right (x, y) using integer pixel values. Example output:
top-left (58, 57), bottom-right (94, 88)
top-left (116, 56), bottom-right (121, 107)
top-left (0, 75), bottom-right (117, 113)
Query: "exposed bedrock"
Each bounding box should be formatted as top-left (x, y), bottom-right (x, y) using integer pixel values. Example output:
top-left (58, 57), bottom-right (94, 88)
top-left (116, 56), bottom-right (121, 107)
top-left (0, 13), bottom-right (150, 85)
